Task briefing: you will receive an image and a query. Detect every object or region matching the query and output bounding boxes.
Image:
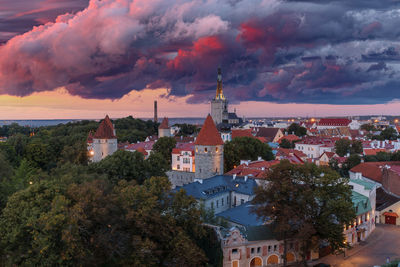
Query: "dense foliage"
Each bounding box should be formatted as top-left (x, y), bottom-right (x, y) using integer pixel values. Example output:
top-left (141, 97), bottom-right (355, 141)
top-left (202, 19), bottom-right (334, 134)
top-left (0, 118), bottom-right (221, 266)
top-left (287, 123), bottom-right (307, 137)
top-left (224, 137), bottom-right (274, 172)
top-left (334, 139), bottom-right (363, 157)
top-left (252, 161), bottom-right (355, 266)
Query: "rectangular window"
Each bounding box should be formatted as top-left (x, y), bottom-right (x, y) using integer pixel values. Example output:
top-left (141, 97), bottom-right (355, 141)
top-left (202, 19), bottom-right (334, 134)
top-left (274, 245), bottom-right (277, 251)
top-left (222, 198), bottom-right (224, 206)
top-left (241, 199), bottom-right (245, 204)
top-left (251, 248), bottom-right (254, 254)
top-left (257, 247), bottom-right (261, 253)
top-left (177, 165), bottom-right (180, 170)
top-left (232, 249), bottom-right (238, 254)
top-left (268, 246), bottom-right (271, 252)
top-left (216, 200), bottom-right (219, 208)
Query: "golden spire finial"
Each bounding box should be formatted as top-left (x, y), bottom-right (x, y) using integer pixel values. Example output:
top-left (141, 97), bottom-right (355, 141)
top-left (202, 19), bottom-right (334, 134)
top-left (215, 67), bottom-right (225, 100)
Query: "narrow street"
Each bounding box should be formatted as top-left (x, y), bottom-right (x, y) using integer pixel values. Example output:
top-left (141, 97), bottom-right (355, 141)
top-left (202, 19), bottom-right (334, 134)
top-left (315, 224), bottom-right (400, 267)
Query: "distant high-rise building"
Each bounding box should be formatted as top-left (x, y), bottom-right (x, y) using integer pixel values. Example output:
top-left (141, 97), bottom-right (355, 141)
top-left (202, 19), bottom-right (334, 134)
top-left (89, 115), bottom-right (118, 162)
top-left (211, 68), bottom-right (228, 125)
top-left (154, 100), bottom-right (158, 123)
top-left (195, 114), bottom-right (224, 179)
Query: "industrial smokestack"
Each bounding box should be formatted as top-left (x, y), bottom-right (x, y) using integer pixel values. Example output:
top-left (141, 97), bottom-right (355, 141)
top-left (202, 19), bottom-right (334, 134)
top-left (154, 100), bottom-right (158, 123)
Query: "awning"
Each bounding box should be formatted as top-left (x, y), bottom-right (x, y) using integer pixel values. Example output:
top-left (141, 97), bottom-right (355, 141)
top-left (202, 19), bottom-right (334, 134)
top-left (383, 212), bottom-right (399, 218)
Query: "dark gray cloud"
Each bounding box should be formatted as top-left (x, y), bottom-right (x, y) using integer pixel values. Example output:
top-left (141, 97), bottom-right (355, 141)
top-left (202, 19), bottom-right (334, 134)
top-left (1, 0), bottom-right (400, 105)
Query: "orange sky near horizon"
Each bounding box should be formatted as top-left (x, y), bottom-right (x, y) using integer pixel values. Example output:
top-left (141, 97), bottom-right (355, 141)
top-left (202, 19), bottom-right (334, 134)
top-left (1, 88), bottom-right (400, 120)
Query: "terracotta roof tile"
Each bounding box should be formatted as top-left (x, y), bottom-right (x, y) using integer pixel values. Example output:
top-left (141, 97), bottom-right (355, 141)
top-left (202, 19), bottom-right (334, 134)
top-left (318, 118), bottom-right (351, 126)
top-left (87, 131), bottom-right (94, 143)
top-left (231, 129), bottom-right (253, 139)
top-left (195, 115), bottom-right (224, 146)
top-left (278, 134), bottom-right (300, 143)
top-left (350, 162), bottom-right (400, 183)
top-left (159, 117), bottom-right (169, 129)
top-left (364, 148), bottom-right (387, 156)
top-left (94, 115), bottom-right (116, 139)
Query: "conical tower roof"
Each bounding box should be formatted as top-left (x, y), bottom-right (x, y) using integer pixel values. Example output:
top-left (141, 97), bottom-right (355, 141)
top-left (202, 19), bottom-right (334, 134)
top-left (159, 117), bottom-right (169, 129)
top-left (94, 115), bottom-right (116, 139)
top-left (195, 114), bottom-right (224, 146)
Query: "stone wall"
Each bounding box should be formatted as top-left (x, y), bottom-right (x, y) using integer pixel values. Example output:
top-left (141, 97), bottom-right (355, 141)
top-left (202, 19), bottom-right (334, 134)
top-left (195, 144), bottom-right (224, 179)
top-left (167, 170), bottom-right (195, 188)
top-left (91, 138), bottom-right (117, 162)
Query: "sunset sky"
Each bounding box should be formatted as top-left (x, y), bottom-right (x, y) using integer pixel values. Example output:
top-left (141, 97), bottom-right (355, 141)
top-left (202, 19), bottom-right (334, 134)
top-left (1, 0), bottom-right (400, 119)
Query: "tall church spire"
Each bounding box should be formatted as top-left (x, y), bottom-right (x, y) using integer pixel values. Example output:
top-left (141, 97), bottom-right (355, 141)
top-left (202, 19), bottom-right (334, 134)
top-left (215, 67), bottom-right (225, 100)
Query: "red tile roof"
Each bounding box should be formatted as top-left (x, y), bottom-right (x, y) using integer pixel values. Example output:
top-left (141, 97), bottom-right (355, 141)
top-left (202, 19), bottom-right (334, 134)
top-left (195, 115), bottom-right (224, 146)
top-left (278, 134), bottom-right (300, 143)
top-left (159, 117), bottom-right (169, 129)
top-left (364, 148), bottom-right (388, 156)
top-left (172, 142), bottom-right (195, 154)
top-left (94, 115), bottom-right (116, 139)
top-left (350, 162), bottom-right (400, 183)
top-left (318, 118), bottom-right (351, 126)
top-left (136, 147), bottom-right (148, 156)
top-left (231, 129), bottom-right (253, 139)
top-left (87, 131), bottom-right (94, 143)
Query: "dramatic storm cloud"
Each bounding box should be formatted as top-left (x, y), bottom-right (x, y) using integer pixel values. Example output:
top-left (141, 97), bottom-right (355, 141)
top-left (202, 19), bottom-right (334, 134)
top-left (1, 0), bottom-right (400, 104)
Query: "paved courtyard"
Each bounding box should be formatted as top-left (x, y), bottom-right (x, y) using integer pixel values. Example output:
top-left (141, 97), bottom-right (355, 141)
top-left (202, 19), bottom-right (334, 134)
top-left (315, 224), bottom-right (400, 267)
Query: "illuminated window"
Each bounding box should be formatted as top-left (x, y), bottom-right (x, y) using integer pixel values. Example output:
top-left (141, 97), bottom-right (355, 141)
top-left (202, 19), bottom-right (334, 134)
top-left (216, 147), bottom-right (219, 152)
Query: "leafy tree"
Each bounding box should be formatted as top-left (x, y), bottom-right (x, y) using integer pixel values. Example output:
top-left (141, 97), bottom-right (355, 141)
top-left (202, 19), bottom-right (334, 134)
top-left (280, 138), bottom-right (295, 149)
top-left (287, 123), bottom-right (307, 137)
top-left (92, 150), bottom-right (147, 184)
top-left (0, 181), bottom-right (73, 266)
top-left (145, 152), bottom-right (169, 178)
top-left (25, 143), bottom-right (53, 170)
top-left (350, 140), bottom-right (363, 154)
top-left (0, 152), bottom-right (14, 210)
top-left (380, 127), bottom-right (398, 140)
top-left (342, 154), bottom-right (362, 176)
top-left (0, 176), bottom-right (216, 266)
top-left (335, 138), bottom-right (351, 157)
top-left (224, 137), bottom-right (274, 172)
top-left (152, 137), bottom-right (177, 166)
top-left (391, 151), bottom-right (400, 161)
top-left (376, 152), bottom-right (391, 161)
top-left (175, 124), bottom-right (199, 136)
top-left (360, 124), bottom-right (376, 132)
top-left (252, 161), bottom-right (355, 266)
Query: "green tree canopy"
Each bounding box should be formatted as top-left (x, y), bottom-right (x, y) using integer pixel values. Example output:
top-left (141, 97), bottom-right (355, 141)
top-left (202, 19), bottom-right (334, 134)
top-left (335, 138), bottom-right (351, 157)
top-left (287, 123), bottom-right (307, 137)
top-left (152, 137), bottom-right (177, 166)
top-left (279, 138), bottom-right (295, 149)
top-left (92, 150), bottom-right (147, 184)
top-left (0, 177), bottom-right (216, 266)
top-left (252, 161), bottom-right (355, 266)
top-left (224, 137), bottom-right (274, 172)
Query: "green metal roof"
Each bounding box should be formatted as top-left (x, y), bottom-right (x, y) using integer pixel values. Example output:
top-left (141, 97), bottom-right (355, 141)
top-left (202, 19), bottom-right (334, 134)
top-left (352, 191), bottom-right (371, 215)
top-left (350, 179), bottom-right (375, 190)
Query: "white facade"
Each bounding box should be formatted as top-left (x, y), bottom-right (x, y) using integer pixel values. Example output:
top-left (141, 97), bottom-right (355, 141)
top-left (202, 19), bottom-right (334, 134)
top-left (221, 132), bottom-right (231, 143)
top-left (349, 120), bottom-right (361, 130)
top-left (91, 138), bottom-right (118, 162)
top-left (295, 143), bottom-right (334, 159)
top-left (172, 150), bottom-right (195, 172)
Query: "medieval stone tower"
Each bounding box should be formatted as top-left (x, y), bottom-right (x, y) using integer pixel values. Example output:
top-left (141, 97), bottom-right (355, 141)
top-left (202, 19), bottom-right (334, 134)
top-left (210, 68), bottom-right (228, 125)
top-left (89, 115), bottom-right (118, 162)
top-left (158, 117), bottom-right (171, 138)
top-left (195, 114), bottom-right (224, 179)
